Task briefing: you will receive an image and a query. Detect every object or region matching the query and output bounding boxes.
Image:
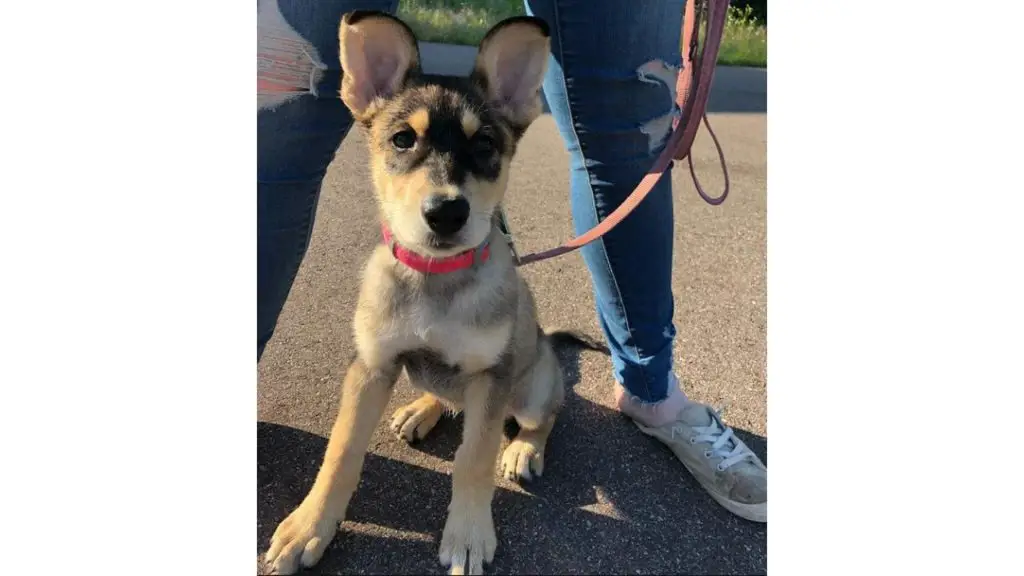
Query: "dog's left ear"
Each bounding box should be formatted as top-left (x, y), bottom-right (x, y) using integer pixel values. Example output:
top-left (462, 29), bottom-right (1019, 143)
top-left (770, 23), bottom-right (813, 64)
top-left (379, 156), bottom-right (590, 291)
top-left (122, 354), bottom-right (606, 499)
top-left (339, 10), bottom-right (420, 122)
top-left (471, 16), bottom-right (550, 129)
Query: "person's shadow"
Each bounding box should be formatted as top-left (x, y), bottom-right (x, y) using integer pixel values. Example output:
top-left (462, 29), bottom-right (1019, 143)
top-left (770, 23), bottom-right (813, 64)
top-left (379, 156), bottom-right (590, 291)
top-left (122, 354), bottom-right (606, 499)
top-left (258, 345), bottom-right (767, 574)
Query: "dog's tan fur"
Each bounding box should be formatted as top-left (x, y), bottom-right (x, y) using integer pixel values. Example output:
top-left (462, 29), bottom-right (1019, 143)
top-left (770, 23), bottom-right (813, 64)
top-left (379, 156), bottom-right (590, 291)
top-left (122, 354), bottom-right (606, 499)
top-left (264, 11), bottom-right (607, 576)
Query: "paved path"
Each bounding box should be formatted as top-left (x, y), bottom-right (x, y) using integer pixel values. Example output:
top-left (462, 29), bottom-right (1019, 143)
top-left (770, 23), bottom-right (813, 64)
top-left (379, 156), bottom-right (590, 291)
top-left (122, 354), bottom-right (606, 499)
top-left (258, 67), bottom-right (766, 574)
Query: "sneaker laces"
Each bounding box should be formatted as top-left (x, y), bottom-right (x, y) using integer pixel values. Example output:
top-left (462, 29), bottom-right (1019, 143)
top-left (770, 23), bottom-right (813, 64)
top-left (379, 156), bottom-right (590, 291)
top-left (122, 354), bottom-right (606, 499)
top-left (672, 406), bottom-right (753, 472)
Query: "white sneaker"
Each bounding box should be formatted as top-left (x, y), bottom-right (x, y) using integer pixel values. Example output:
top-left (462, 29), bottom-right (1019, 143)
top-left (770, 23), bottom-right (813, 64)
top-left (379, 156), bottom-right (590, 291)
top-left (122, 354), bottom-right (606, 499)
top-left (633, 400), bottom-right (767, 522)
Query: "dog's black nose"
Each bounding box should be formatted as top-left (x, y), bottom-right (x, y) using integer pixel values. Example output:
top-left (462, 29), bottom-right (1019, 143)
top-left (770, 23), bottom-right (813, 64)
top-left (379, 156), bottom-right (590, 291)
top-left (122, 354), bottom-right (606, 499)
top-left (422, 195), bottom-right (470, 237)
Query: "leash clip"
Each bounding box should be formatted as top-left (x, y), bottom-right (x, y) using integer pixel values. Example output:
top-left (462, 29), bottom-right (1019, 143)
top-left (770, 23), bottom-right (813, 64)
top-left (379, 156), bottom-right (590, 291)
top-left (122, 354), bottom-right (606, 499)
top-left (494, 207), bottom-right (521, 265)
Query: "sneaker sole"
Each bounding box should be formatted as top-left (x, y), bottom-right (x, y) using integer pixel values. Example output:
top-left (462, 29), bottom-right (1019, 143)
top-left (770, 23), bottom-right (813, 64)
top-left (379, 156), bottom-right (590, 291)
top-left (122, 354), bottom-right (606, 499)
top-left (688, 469), bottom-right (767, 523)
top-left (633, 420), bottom-right (767, 523)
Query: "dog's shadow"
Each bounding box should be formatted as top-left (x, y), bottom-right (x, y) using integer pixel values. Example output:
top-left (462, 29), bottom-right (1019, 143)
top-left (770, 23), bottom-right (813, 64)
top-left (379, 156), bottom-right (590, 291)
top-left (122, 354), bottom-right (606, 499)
top-left (258, 346), bottom-right (767, 574)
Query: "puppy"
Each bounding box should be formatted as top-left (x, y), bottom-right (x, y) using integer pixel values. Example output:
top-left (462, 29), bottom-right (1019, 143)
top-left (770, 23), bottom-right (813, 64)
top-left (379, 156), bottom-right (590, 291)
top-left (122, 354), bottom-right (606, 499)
top-left (264, 11), bottom-right (605, 575)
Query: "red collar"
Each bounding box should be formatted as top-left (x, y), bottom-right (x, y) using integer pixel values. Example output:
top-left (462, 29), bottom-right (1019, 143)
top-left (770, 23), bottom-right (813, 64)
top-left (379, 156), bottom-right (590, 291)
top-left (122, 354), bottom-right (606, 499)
top-left (381, 225), bottom-right (491, 274)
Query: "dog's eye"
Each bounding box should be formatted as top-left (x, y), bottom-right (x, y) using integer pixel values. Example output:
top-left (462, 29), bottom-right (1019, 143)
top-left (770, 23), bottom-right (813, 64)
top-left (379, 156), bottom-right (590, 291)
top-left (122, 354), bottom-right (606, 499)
top-left (471, 132), bottom-right (496, 156)
top-left (391, 129), bottom-right (417, 151)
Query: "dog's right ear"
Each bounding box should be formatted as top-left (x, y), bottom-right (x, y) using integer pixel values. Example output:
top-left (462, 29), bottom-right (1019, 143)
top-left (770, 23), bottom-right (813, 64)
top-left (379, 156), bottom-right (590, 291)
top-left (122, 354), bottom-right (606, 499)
top-left (339, 11), bottom-right (419, 122)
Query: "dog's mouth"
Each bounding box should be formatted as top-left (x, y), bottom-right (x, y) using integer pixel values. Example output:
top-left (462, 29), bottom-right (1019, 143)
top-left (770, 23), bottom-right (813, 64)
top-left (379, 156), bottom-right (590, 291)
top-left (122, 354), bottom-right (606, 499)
top-left (424, 233), bottom-right (463, 252)
top-left (389, 211), bottom-right (493, 258)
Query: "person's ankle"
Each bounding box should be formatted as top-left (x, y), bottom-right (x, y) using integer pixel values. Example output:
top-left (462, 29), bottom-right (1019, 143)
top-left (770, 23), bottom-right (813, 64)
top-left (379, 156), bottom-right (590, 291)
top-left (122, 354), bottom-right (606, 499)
top-left (613, 376), bottom-right (689, 427)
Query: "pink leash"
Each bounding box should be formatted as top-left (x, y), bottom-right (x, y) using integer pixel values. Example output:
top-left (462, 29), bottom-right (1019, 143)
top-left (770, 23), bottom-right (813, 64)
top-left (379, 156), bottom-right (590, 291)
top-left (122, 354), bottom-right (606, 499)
top-left (511, 0), bottom-right (731, 267)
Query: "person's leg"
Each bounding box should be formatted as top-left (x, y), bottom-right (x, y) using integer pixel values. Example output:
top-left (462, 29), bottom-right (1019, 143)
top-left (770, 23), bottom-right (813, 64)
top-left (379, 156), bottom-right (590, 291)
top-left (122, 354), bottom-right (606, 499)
top-left (523, 0), bottom-right (684, 411)
top-left (257, 0), bottom-right (398, 359)
top-left (525, 0), bottom-right (767, 522)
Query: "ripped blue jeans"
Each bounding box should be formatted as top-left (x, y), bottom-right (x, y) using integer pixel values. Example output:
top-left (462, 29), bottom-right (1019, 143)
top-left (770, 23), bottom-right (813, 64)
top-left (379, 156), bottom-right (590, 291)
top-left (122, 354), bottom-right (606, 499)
top-left (258, 0), bottom-right (685, 404)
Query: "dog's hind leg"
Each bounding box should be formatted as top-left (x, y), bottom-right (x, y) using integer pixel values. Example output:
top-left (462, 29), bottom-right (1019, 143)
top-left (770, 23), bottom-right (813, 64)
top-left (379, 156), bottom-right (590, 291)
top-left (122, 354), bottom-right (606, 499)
top-left (390, 392), bottom-right (445, 442)
top-left (502, 340), bottom-right (565, 483)
top-left (501, 410), bottom-right (557, 482)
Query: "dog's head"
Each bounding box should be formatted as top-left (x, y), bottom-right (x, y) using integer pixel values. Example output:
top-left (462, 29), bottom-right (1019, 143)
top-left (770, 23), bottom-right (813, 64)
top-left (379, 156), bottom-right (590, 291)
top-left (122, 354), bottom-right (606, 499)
top-left (338, 11), bottom-right (550, 257)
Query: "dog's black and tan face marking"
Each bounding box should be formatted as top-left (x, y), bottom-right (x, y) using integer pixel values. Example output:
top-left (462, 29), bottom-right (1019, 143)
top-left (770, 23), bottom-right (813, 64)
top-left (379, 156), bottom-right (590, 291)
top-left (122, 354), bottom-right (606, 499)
top-left (373, 85), bottom-right (508, 192)
top-left (339, 11), bottom-right (550, 257)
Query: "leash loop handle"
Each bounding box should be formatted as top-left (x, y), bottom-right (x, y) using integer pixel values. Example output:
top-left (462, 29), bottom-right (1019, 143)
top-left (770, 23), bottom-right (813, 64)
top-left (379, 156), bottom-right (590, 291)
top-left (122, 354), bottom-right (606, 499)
top-left (689, 113), bottom-right (729, 206)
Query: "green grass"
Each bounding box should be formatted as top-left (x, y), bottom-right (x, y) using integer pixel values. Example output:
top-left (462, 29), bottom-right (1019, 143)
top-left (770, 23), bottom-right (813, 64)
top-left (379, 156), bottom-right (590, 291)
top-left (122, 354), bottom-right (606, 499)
top-left (399, 0), bottom-right (524, 47)
top-left (398, 0), bottom-right (766, 68)
top-left (711, 5), bottom-right (767, 67)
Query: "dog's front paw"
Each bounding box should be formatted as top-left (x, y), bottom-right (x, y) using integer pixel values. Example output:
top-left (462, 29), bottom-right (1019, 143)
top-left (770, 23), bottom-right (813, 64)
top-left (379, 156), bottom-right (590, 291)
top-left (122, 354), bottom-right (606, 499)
top-left (264, 501), bottom-right (340, 575)
top-left (438, 503), bottom-right (497, 575)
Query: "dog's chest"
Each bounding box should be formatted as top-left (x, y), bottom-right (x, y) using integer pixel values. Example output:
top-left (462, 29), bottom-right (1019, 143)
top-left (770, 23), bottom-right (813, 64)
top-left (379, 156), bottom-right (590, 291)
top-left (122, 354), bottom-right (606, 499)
top-left (376, 263), bottom-right (516, 373)
top-left (404, 311), bottom-right (511, 373)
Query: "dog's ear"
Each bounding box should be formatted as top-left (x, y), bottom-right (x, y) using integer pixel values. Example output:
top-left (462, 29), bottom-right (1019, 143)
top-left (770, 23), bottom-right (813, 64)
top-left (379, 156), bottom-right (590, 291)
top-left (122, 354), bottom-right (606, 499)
top-left (339, 10), bottom-right (419, 121)
top-left (471, 16), bottom-right (550, 130)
